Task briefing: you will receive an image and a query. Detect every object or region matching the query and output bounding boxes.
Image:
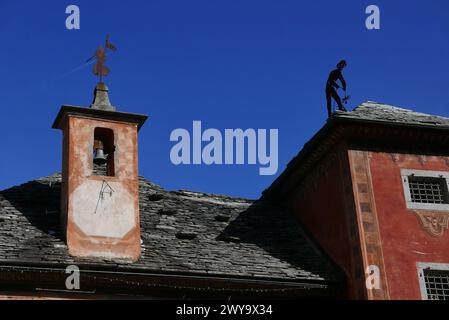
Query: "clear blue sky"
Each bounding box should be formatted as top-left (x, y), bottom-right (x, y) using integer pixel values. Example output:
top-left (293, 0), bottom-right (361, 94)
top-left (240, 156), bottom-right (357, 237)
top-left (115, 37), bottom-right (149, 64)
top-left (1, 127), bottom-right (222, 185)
top-left (0, 0), bottom-right (448, 198)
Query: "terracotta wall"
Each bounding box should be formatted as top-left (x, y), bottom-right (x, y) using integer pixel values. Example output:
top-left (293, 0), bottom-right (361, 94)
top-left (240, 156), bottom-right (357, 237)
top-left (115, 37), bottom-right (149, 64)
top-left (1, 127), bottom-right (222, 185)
top-left (369, 152), bottom-right (449, 300)
top-left (285, 147), bottom-right (365, 299)
top-left (62, 116), bottom-right (141, 261)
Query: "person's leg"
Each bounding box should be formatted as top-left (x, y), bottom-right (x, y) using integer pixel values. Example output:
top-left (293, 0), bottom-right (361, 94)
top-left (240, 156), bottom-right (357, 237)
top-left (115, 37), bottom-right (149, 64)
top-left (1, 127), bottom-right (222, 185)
top-left (331, 89), bottom-right (346, 111)
top-left (326, 88), bottom-right (332, 117)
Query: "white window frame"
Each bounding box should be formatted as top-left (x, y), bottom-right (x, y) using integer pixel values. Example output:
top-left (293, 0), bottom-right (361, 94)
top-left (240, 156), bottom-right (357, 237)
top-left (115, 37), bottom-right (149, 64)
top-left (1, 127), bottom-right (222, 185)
top-left (417, 262), bottom-right (449, 300)
top-left (401, 169), bottom-right (449, 211)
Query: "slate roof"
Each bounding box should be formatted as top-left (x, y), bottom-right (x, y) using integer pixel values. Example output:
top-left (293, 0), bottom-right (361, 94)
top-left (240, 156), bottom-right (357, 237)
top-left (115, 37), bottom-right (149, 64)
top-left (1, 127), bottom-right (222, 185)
top-left (0, 173), bottom-right (341, 286)
top-left (334, 101), bottom-right (449, 128)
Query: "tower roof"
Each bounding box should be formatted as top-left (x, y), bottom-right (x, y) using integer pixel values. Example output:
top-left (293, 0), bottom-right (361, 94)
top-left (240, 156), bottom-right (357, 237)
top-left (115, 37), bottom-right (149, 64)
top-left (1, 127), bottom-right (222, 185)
top-left (52, 105), bottom-right (148, 131)
top-left (52, 82), bottom-right (148, 130)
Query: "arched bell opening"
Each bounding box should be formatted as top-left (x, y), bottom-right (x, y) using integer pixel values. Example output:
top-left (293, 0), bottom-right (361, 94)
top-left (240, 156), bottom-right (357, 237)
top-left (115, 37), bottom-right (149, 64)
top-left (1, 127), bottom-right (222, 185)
top-left (93, 127), bottom-right (115, 177)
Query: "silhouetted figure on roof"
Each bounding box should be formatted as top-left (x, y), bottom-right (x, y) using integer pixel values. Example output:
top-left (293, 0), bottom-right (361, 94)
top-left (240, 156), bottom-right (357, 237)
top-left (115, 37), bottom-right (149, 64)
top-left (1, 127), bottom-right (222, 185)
top-left (326, 60), bottom-right (348, 117)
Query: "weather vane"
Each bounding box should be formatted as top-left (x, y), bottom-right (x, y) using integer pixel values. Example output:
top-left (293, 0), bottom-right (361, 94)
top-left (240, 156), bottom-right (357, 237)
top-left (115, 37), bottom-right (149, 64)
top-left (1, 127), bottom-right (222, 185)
top-left (87, 35), bottom-right (117, 83)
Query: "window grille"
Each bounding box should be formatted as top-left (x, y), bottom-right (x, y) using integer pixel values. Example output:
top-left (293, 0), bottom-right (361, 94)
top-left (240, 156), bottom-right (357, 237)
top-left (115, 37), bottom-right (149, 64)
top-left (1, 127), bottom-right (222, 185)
top-left (423, 269), bottom-right (449, 300)
top-left (408, 176), bottom-right (449, 204)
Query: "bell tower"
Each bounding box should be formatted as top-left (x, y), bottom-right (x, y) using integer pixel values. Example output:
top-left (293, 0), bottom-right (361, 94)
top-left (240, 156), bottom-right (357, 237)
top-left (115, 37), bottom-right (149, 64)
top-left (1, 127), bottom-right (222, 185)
top-left (52, 83), bottom-right (147, 261)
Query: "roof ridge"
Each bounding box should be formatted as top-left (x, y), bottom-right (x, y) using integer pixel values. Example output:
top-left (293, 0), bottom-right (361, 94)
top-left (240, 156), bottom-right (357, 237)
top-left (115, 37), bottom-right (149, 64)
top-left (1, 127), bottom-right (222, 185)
top-left (173, 189), bottom-right (252, 201)
top-left (1, 173), bottom-right (252, 203)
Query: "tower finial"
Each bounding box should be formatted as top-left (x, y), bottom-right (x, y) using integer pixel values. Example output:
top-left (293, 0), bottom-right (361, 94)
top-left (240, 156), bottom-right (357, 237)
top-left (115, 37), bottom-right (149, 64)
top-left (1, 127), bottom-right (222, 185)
top-left (91, 82), bottom-right (116, 111)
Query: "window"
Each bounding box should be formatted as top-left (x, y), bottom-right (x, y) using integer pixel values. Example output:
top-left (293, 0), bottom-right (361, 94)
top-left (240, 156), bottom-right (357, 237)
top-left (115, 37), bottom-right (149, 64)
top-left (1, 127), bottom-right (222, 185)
top-left (402, 169), bottom-right (449, 211)
top-left (423, 270), bottom-right (449, 300)
top-left (417, 263), bottom-right (449, 300)
top-left (92, 128), bottom-right (115, 177)
top-left (408, 176), bottom-right (449, 204)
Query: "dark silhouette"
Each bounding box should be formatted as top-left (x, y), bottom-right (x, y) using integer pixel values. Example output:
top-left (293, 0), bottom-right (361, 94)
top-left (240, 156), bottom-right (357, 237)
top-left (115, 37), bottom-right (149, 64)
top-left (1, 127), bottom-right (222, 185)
top-left (326, 60), bottom-right (348, 117)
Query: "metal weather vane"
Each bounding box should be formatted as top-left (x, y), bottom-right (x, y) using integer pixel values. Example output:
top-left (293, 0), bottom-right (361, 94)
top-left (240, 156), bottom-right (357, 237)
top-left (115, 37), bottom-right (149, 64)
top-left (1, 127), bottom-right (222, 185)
top-left (87, 35), bottom-right (117, 83)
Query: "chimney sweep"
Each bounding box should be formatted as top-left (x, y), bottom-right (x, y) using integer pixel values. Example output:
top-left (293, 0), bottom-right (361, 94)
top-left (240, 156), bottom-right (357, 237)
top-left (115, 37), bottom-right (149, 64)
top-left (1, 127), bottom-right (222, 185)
top-left (326, 60), bottom-right (348, 117)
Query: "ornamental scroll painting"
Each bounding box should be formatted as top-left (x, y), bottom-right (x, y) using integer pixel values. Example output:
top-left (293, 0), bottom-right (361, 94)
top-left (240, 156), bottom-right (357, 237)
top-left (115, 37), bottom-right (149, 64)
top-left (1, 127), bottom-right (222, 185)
top-left (415, 212), bottom-right (449, 237)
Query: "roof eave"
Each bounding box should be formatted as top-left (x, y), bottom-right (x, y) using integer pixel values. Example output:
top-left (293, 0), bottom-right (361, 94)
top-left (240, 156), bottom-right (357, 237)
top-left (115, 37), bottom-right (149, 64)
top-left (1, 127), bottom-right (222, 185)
top-left (0, 261), bottom-right (344, 297)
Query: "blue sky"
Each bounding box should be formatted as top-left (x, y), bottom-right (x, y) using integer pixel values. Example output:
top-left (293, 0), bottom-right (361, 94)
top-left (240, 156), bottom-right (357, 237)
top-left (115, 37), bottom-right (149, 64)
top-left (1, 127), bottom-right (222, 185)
top-left (0, 0), bottom-right (448, 198)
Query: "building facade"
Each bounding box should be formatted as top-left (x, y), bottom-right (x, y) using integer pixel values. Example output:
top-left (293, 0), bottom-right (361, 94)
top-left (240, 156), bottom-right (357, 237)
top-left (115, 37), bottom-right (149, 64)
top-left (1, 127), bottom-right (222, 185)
top-left (1, 94), bottom-right (448, 299)
top-left (264, 102), bottom-right (449, 299)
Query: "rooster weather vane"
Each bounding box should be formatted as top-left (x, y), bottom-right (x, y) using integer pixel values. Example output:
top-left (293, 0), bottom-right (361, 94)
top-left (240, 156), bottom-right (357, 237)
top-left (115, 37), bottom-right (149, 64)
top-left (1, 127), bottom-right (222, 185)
top-left (87, 35), bottom-right (117, 83)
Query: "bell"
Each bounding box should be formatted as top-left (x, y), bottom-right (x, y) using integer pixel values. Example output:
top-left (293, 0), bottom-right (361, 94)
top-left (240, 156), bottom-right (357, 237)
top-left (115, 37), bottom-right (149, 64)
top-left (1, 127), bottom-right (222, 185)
top-left (94, 148), bottom-right (108, 165)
